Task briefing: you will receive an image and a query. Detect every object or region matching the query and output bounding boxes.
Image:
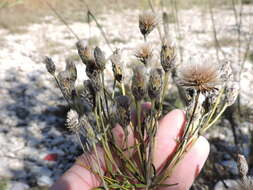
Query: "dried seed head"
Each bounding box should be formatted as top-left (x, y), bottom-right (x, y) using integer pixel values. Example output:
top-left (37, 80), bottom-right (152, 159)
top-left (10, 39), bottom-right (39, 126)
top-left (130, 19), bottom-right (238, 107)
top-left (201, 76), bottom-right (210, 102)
top-left (57, 71), bottom-right (76, 101)
top-left (79, 115), bottom-right (95, 139)
top-left (80, 80), bottom-right (96, 111)
top-left (178, 62), bottom-right (220, 93)
top-left (135, 43), bottom-right (153, 66)
top-left (237, 154), bottom-right (248, 178)
top-left (160, 41), bottom-right (176, 72)
top-left (139, 11), bottom-right (158, 38)
top-left (115, 95), bottom-right (131, 127)
top-left (111, 49), bottom-right (123, 82)
top-left (230, 177), bottom-right (253, 190)
top-left (225, 82), bottom-right (239, 106)
top-left (65, 59), bottom-right (77, 82)
top-left (116, 95), bottom-right (131, 110)
top-left (44, 56), bottom-right (56, 75)
top-left (94, 46), bottom-right (106, 71)
top-left (148, 68), bottom-right (163, 100)
top-left (131, 65), bottom-right (146, 101)
top-left (76, 40), bottom-right (95, 66)
top-left (66, 109), bottom-right (80, 132)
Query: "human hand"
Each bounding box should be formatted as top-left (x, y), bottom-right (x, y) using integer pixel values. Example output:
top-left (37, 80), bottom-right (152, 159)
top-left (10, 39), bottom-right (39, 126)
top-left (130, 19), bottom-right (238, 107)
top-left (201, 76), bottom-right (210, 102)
top-left (51, 109), bottom-right (210, 190)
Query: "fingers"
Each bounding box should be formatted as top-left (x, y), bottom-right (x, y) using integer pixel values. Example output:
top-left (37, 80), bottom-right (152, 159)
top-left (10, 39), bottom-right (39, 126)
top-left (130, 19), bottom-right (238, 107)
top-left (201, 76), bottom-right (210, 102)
top-left (112, 102), bottom-right (152, 155)
top-left (50, 148), bottom-right (104, 190)
top-left (153, 109), bottom-right (210, 190)
top-left (161, 136), bottom-right (210, 190)
top-left (154, 109), bottom-right (186, 169)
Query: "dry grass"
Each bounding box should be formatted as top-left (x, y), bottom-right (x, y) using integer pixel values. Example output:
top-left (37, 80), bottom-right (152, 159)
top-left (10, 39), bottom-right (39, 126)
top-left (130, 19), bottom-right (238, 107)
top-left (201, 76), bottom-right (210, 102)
top-left (1, 0), bottom-right (250, 34)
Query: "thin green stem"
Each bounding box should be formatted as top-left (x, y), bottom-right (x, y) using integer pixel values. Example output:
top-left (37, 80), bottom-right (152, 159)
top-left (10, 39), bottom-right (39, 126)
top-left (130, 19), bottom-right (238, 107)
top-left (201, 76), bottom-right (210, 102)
top-left (202, 104), bottom-right (228, 133)
top-left (159, 71), bottom-right (169, 115)
top-left (121, 82), bottom-right (126, 95)
top-left (92, 143), bottom-right (108, 190)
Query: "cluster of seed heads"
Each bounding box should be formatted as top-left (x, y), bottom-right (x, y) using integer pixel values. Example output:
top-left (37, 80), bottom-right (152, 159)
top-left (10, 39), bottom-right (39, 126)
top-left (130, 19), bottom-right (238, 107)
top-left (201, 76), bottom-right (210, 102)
top-left (44, 10), bottom-right (239, 189)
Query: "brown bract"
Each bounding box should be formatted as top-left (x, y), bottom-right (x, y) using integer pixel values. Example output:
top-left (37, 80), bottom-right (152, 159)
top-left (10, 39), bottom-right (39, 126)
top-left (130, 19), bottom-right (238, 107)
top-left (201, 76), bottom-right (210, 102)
top-left (111, 49), bottom-right (123, 82)
top-left (178, 62), bottom-right (220, 93)
top-left (139, 11), bottom-right (158, 37)
top-left (135, 43), bottom-right (153, 66)
top-left (76, 40), bottom-right (95, 67)
top-left (131, 66), bottom-right (146, 101)
top-left (160, 42), bottom-right (176, 72)
top-left (148, 68), bottom-right (163, 99)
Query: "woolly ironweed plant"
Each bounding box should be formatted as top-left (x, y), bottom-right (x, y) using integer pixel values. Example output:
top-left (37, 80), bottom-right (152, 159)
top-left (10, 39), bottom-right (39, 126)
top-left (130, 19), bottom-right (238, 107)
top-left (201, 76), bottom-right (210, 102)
top-left (44, 11), bottom-right (239, 190)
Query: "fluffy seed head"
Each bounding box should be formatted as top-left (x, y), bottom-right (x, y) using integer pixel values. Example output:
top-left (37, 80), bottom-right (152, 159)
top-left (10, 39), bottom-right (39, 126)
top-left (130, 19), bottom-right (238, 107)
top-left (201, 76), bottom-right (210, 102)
top-left (148, 68), bottom-right (163, 100)
top-left (131, 66), bottom-right (146, 101)
top-left (44, 56), bottom-right (56, 75)
top-left (160, 41), bottom-right (176, 72)
top-left (135, 43), bottom-right (153, 66)
top-left (111, 49), bottom-right (123, 82)
top-left (178, 62), bottom-right (220, 93)
top-left (139, 11), bottom-right (158, 37)
top-left (66, 109), bottom-right (80, 132)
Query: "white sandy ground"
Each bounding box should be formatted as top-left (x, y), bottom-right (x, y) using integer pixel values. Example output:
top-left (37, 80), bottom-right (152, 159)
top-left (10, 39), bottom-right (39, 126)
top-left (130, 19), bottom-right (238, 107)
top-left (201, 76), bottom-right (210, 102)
top-left (0, 7), bottom-right (252, 189)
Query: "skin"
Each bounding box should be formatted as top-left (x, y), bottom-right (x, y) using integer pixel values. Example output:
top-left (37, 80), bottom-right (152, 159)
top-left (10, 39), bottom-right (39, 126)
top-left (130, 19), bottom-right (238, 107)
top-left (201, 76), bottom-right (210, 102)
top-left (51, 109), bottom-right (210, 190)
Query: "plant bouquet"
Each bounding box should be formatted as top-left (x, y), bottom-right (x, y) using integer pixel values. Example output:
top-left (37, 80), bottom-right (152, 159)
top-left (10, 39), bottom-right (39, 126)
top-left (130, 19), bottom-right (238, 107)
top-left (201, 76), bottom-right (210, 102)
top-left (44, 11), bottom-right (239, 190)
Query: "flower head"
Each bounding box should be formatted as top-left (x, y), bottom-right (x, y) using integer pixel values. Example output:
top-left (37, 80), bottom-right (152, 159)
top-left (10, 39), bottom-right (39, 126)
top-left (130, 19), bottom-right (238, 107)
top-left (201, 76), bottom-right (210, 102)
top-left (66, 109), bottom-right (80, 133)
top-left (160, 41), bottom-right (176, 72)
top-left (139, 11), bottom-right (158, 38)
top-left (135, 43), bottom-right (153, 66)
top-left (178, 62), bottom-right (220, 93)
top-left (111, 49), bottom-right (123, 82)
top-left (76, 40), bottom-right (95, 67)
top-left (131, 65), bottom-right (146, 101)
top-left (44, 56), bottom-right (56, 75)
top-left (148, 68), bottom-right (163, 100)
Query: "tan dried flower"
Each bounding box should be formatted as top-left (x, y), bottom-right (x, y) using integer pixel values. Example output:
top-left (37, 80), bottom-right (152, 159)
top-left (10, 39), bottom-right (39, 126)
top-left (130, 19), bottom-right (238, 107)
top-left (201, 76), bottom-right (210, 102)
top-left (111, 49), bottom-right (123, 82)
top-left (178, 62), bottom-right (220, 93)
top-left (160, 41), bottom-right (176, 72)
top-left (57, 71), bottom-right (75, 101)
top-left (65, 59), bottom-right (77, 82)
top-left (76, 40), bottom-right (95, 67)
top-left (148, 68), bottom-right (163, 100)
top-left (131, 65), bottom-right (146, 101)
top-left (135, 43), bottom-right (153, 66)
top-left (179, 63), bottom-right (220, 93)
top-left (139, 11), bottom-right (158, 38)
top-left (115, 95), bottom-right (131, 128)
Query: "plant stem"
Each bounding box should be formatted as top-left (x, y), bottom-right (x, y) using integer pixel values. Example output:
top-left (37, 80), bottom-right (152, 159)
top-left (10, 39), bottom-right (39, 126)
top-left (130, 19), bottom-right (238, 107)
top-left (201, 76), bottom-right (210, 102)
top-left (202, 104), bottom-right (228, 133)
top-left (159, 71), bottom-right (169, 115)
